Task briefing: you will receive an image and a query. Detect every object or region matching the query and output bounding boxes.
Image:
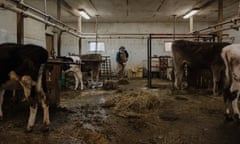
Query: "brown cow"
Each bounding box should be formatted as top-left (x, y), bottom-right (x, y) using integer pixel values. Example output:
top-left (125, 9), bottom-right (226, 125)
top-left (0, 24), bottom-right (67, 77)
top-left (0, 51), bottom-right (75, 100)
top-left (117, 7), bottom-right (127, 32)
top-left (172, 40), bottom-right (230, 95)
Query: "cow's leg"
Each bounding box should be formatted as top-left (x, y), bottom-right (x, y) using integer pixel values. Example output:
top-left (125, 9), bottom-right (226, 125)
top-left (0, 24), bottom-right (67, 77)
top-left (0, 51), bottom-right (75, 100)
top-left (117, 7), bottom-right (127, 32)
top-left (90, 70), bottom-right (94, 82)
top-left (95, 66), bottom-right (100, 83)
top-left (224, 99), bottom-right (234, 121)
top-left (211, 65), bottom-right (222, 95)
top-left (76, 70), bottom-right (83, 90)
top-left (40, 91), bottom-right (50, 131)
top-left (26, 104), bottom-right (38, 132)
top-left (174, 64), bottom-right (184, 89)
top-left (73, 72), bottom-right (79, 90)
top-left (231, 91), bottom-right (240, 120)
top-left (37, 64), bottom-right (50, 130)
top-left (0, 90), bottom-right (5, 120)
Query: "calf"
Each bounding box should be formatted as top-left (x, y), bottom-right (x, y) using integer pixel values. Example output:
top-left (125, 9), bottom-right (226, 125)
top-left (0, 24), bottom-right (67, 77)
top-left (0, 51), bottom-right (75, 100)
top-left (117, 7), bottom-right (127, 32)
top-left (172, 40), bottom-right (230, 95)
top-left (221, 44), bottom-right (240, 120)
top-left (81, 54), bottom-right (102, 83)
top-left (0, 43), bottom-right (49, 132)
top-left (57, 56), bottom-right (83, 90)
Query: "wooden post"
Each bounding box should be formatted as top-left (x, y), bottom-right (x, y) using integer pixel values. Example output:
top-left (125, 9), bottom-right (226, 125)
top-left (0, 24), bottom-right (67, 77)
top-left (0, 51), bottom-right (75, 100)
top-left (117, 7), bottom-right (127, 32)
top-left (57, 31), bottom-right (62, 56)
top-left (217, 0), bottom-right (223, 42)
top-left (17, 4), bottom-right (24, 44)
top-left (78, 16), bottom-right (82, 55)
top-left (57, 0), bottom-right (61, 20)
top-left (238, 0), bottom-right (240, 16)
top-left (79, 38), bottom-right (82, 55)
top-left (57, 0), bottom-right (62, 56)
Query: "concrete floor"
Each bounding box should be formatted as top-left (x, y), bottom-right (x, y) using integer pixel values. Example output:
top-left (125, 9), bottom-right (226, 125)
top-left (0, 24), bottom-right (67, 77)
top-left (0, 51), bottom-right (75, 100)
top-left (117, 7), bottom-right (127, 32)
top-left (0, 79), bottom-right (239, 144)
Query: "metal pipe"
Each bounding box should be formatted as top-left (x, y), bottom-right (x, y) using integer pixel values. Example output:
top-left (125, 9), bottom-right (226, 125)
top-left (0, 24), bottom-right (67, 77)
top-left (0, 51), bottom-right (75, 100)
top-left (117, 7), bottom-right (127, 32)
top-left (6, 0), bottom-right (82, 35)
top-left (10, 0), bottom-right (96, 35)
top-left (203, 23), bottom-right (240, 34)
top-left (147, 35), bottom-right (152, 88)
top-left (80, 33), bottom-right (214, 39)
top-left (1, 1), bottom-right (81, 38)
top-left (95, 15), bottom-right (99, 53)
top-left (173, 15), bottom-right (176, 40)
top-left (193, 16), bottom-right (240, 33)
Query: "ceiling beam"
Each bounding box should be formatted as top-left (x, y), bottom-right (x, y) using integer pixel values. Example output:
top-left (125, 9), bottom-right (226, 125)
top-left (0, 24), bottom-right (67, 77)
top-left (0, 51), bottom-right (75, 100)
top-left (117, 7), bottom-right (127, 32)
top-left (61, 0), bottom-right (79, 16)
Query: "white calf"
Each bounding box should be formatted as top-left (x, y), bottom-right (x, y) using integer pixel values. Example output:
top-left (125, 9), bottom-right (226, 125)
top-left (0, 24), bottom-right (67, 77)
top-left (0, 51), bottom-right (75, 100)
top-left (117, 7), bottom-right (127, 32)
top-left (65, 65), bottom-right (84, 90)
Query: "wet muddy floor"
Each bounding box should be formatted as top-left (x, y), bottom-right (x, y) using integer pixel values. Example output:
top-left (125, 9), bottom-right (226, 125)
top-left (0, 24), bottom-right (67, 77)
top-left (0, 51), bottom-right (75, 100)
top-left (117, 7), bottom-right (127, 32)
top-left (1, 79), bottom-right (240, 144)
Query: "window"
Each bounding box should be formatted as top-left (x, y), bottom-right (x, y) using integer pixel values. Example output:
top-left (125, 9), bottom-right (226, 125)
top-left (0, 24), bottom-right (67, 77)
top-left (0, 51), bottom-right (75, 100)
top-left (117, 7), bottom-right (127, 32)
top-left (89, 41), bottom-right (105, 52)
top-left (164, 41), bottom-right (172, 52)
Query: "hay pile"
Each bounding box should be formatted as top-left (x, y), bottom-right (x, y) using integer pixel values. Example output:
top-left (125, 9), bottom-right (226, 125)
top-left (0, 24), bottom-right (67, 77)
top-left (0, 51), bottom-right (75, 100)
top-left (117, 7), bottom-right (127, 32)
top-left (102, 80), bottom-right (118, 90)
top-left (117, 79), bottom-right (129, 85)
top-left (103, 90), bottom-right (161, 115)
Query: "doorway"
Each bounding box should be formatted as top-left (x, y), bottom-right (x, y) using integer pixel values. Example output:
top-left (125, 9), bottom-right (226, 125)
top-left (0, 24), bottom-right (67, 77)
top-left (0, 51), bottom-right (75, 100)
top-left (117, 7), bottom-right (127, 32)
top-left (46, 34), bottom-right (54, 57)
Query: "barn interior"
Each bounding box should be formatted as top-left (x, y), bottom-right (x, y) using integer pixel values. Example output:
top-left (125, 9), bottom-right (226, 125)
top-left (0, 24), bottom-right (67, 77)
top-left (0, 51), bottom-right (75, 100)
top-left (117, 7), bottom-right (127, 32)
top-left (1, 0), bottom-right (240, 144)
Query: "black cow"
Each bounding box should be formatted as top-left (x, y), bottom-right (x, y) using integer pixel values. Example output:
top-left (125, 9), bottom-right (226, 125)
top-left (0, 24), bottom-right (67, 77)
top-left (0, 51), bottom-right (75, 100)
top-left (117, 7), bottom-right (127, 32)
top-left (172, 40), bottom-right (230, 95)
top-left (0, 43), bottom-right (49, 132)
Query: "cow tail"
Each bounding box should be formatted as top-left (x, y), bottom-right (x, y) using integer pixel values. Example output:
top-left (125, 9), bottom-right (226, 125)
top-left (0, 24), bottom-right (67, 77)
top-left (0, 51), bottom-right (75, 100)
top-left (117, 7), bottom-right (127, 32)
top-left (221, 50), bottom-right (230, 88)
top-left (36, 64), bottom-right (45, 92)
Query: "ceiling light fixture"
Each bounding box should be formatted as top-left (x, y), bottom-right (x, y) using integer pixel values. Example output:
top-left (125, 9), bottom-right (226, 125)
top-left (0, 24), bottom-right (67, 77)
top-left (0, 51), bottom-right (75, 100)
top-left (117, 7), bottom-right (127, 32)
top-left (183, 9), bottom-right (199, 19)
top-left (78, 9), bottom-right (90, 20)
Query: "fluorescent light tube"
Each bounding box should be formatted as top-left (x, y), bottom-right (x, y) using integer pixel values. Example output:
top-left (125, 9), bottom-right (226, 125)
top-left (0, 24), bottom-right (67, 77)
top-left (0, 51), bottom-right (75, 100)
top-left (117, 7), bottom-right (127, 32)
top-left (79, 10), bottom-right (90, 20)
top-left (183, 9), bottom-right (199, 19)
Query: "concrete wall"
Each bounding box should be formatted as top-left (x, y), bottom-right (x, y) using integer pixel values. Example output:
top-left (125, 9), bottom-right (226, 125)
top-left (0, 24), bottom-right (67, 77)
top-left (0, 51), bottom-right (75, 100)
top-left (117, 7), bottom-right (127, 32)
top-left (0, 10), bottom-right (17, 43)
top-left (0, 10), bottom-right (47, 47)
top-left (80, 22), bottom-right (215, 72)
top-left (1, 9), bottom-right (240, 74)
top-left (61, 33), bottom-right (80, 56)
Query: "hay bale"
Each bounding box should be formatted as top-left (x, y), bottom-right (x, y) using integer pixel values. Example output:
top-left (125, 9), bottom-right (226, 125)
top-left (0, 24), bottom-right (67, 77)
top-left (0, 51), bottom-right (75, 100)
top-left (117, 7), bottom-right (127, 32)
top-left (103, 90), bottom-right (161, 115)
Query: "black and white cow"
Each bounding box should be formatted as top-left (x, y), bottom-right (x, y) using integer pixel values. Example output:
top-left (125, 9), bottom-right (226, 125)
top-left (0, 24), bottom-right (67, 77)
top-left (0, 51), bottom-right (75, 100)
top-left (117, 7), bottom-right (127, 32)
top-left (172, 40), bottom-right (230, 95)
top-left (221, 44), bottom-right (240, 120)
top-left (57, 56), bottom-right (83, 90)
top-left (0, 43), bottom-right (49, 132)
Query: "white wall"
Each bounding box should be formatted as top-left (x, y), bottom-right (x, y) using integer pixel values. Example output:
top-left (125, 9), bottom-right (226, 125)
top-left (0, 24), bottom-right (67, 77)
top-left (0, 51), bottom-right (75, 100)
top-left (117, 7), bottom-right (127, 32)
top-left (24, 18), bottom-right (46, 47)
top-left (0, 10), bottom-right (47, 47)
top-left (1, 9), bottom-right (240, 74)
top-left (80, 22), bottom-right (216, 72)
top-left (61, 33), bottom-right (80, 56)
top-left (0, 10), bottom-right (17, 43)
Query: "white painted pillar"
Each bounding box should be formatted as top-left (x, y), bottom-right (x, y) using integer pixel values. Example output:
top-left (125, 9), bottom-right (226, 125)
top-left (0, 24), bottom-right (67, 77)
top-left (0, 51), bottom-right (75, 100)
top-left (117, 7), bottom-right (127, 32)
top-left (189, 16), bottom-right (193, 33)
top-left (78, 16), bottom-right (82, 33)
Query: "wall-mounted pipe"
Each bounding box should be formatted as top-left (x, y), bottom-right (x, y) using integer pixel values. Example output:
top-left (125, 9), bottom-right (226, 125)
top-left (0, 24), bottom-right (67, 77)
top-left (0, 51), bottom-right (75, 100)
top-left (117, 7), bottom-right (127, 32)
top-left (193, 16), bottom-right (240, 34)
top-left (1, 1), bottom-right (81, 38)
top-left (9, 0), bottom-right (98, 36)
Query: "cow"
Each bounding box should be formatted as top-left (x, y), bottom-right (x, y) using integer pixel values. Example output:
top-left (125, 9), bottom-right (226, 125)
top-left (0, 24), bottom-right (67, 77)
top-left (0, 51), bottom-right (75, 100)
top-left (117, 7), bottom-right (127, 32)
top-left (57, 56), bottom-right (83, 90)
top-left (0, 43), bottom-right (49, 132)
top-left (80, 54), bottom-right (102, 87)
top-left (172, 40), bottom-right (230, 95)
top-left (221, 44), bottom-right (240, 120)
